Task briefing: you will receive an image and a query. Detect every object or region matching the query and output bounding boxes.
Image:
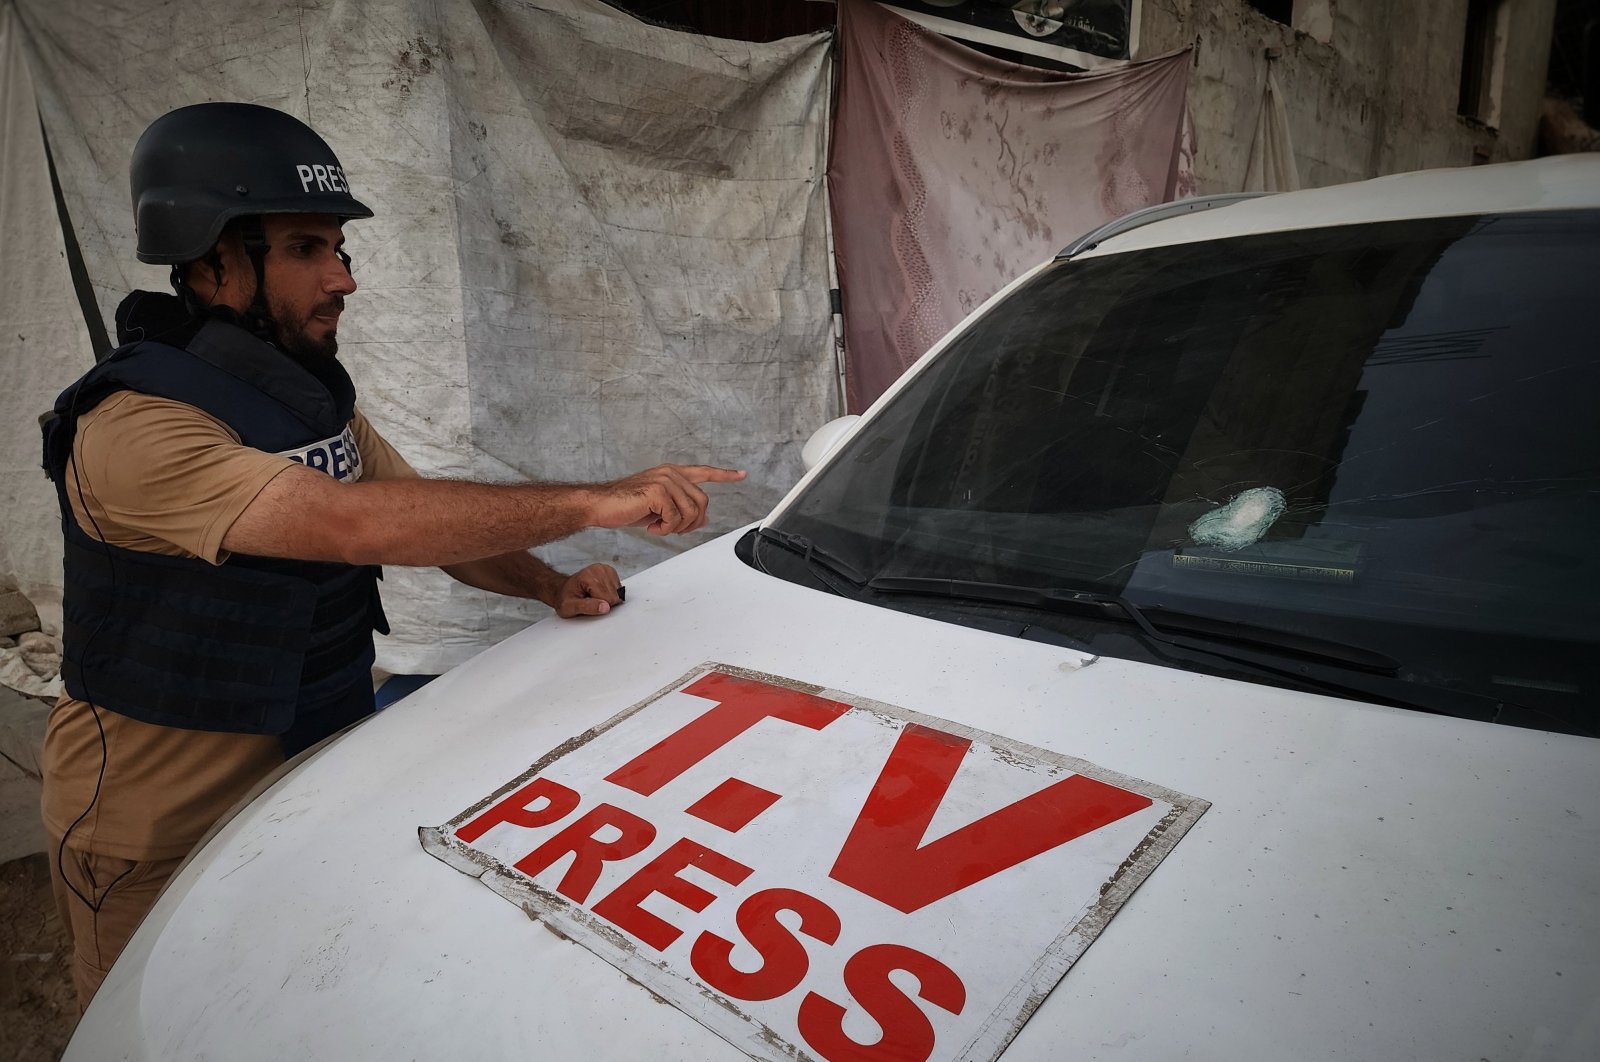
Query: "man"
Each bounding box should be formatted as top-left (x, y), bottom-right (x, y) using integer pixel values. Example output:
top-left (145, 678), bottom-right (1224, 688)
top-left (38, 102), bottom-right (744, 1007)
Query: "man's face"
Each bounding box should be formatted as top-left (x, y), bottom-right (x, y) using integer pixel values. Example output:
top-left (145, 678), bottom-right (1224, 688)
top-left (256, 214), bottom-right (357, 359)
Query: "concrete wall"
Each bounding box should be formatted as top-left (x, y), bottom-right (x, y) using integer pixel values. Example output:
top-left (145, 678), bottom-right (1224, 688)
top-left (1137, 0), bottom-right (1558, 193)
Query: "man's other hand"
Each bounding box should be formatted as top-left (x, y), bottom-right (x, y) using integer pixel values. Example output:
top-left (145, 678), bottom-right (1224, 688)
top-left (555, 563), bottom-right (624, 617)
top-left (590, 464), bottom-right (747, 536)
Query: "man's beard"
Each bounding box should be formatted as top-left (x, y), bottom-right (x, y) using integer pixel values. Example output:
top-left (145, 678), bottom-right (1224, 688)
top-left (272, 296), bottom-right (344, 359)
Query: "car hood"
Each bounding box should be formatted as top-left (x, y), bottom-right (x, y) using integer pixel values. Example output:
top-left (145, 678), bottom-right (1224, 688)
top-left (72, 529), bottom-right (1600, 1061)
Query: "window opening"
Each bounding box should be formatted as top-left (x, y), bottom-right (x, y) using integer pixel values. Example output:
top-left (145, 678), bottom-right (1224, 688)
top-left (1248, 0), bottom-right (1294, 24)
top-left (1459, 0), bottom-right (1507, 125)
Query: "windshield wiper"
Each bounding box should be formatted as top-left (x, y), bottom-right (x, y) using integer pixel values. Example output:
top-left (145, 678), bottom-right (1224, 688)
top-left (866, 576), bottom-right (1399, 672)
top-left (865, 576), bottom-right (1593, 736)
top-left (754, 527), bottom-right (869, 588)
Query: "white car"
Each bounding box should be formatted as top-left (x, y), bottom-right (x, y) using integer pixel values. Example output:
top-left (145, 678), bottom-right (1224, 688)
top-left (70, 155), bottom-right (1600, 1061)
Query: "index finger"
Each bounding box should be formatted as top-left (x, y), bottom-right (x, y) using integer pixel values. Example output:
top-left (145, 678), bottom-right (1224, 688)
top-left (673, 465), bottom-right (747, 485)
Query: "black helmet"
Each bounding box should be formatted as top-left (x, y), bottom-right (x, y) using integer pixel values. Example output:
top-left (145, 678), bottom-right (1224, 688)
top-left (130, 102), bottom-right (373, 264)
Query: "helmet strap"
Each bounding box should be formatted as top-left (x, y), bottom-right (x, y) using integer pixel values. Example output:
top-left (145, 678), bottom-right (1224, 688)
top-left (169, 264), bottom-right (197, 309)
top-left (169, 245), bottom-right (225, 317)
top-left (237, 215), bottom-right (277, 339)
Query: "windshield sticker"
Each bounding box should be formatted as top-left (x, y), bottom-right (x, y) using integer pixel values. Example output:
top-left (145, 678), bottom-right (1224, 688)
top-left (1188, 486), bottom-right (1287, 550)
top-left (420, 663), bottom-right (1209, 1062)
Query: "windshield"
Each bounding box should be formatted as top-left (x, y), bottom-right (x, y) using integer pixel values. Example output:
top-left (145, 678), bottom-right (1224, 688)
top-left (761, 211), bottom-right (1599, 733)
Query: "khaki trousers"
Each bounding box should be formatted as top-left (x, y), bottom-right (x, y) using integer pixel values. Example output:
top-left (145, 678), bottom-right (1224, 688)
top-left (47, 839), bottom-right (183, 1010)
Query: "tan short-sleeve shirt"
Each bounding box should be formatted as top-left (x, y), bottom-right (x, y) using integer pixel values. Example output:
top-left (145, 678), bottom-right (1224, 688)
top-left (42, 391), bottom-right (419, 861)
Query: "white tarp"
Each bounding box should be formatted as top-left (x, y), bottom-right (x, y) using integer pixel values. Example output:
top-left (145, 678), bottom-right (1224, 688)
top-left (1, 0), bottom-right (837, 673)
top-left (0, 1), bottom-right (80, 641)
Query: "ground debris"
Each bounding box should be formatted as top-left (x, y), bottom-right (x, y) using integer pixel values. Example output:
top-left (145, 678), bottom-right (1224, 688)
top-left (0, 853), bottom-right (77, 1061)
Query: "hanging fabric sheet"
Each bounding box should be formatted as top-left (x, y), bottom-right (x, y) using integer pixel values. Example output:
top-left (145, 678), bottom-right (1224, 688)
top-left (828, 0), bottom-right (1190, 411)
top-left (1244, 64), bottom-right (1302, 193)
top-left (2, 0), bottom-right (836, 672)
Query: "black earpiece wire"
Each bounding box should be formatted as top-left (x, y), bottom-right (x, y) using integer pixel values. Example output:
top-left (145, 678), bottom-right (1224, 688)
top-left (54, 263), bottom-right (233, 915)
top-left (55, 371), bottom-right (135, 915)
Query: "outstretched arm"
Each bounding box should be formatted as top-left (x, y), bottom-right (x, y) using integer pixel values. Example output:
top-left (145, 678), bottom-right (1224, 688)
top-left (220, 463), bottom-right (745, 567)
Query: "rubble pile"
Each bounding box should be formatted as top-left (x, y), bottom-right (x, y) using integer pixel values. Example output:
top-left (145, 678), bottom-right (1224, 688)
top-left (0, 588), bottom-right (61, 701)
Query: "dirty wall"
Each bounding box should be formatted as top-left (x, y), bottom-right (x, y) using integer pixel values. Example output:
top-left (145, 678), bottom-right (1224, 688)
top-left (1, 0), bottom-right (835, 673)
top-left (1140, 0), bottom-right (1557, 192)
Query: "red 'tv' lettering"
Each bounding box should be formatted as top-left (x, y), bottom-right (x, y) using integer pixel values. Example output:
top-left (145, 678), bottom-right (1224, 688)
top-left (830, 724), bottom-right (1153, 913)
top-left (606, 672), bottom-right (849, 796)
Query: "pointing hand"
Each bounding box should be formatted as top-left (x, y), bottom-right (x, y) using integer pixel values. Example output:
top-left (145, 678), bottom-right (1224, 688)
top-left (590, 464), bottom-right (747, 536)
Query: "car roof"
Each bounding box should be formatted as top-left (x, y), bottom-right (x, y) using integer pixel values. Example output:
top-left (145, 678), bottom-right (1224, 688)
top-left (1074, 154), bottom-right (1600, 260)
